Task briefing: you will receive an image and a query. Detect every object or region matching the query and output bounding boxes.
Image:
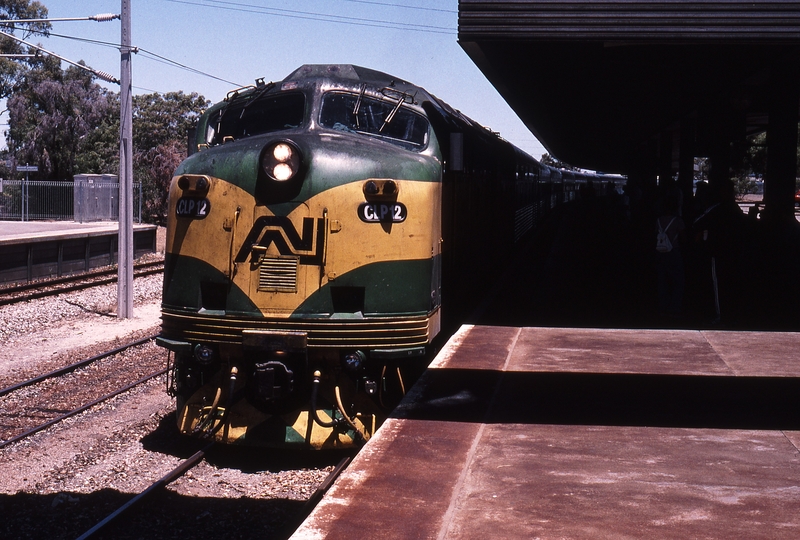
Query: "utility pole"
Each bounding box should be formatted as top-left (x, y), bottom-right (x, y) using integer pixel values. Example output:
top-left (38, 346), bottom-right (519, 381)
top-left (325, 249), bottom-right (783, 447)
top-left (118, 0), bottom-right (133, 318)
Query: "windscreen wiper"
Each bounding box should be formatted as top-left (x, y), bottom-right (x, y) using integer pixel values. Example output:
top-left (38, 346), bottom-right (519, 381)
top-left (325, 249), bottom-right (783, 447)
top-left (240, 80), bottom-right (276, 115)
top-left (353, 83), bottom-right (367, 129)
top-left (380, 96), bottom-right (404, 133)
top-left (379, 88), bottom-right (414, 132)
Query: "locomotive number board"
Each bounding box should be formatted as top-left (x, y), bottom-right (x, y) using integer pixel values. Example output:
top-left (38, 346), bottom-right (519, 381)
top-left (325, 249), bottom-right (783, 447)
top-left (176, 197), bottom-right (211, 219)
top-left (358, 202), bottom-right (407, 223)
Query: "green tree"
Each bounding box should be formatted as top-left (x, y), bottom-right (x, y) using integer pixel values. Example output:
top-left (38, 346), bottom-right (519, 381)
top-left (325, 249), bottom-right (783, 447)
top-left (6, 57), bottom-right (114, 179)
top-left (73, 90), bottom-right (120, 175)
top-left (133, 91), bottom-right (207, 152)
top-left (0, 0), bottom-right (50, 99)
top-left (131, 91), bottom-right (209, 223)
top-left (6, 60), bottom-right (209, 223)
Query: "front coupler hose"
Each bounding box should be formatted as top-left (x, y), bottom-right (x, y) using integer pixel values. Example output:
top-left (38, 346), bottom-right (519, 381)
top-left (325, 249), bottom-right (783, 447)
top-left (310, 370), bottom-right (367, 444)
top-left (310, 370), bottom-right (344, 428)
top-left (192, 366), bottom-right (238, 439)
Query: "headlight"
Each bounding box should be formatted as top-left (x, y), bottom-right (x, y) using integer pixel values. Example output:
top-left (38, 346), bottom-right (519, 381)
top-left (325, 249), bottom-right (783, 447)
top-left (273, 162), bottom-right (294, 181)
top-left (262, 141), bottom-right (302, 182)
top-left (273, 143), bottom-right (293, 162)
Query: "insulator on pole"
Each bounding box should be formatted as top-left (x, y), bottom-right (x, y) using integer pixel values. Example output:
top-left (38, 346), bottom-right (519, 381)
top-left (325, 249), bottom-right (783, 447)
top-left (91, 13), bottom-right (120, 22)
top-left (93, 70), bottom-right (119, 84)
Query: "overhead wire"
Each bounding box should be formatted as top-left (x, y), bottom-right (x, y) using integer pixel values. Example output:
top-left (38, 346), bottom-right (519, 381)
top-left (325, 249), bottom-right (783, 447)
top-left (12, 0), bottom-right (456, 92)
top-left (23, 29), bottom-right (243, 88)
top-left (338, 0), bottom-right (457, 15)
top-left (136, 47), bottom-right (243, 87)
top-left (164, 0), bottom-right (456, 34)
top-left (0, 28), bottom-right (118, 82)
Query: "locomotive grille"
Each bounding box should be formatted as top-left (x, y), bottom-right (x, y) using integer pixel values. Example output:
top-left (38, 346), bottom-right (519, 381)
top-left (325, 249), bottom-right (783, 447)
top-left (161, 308), bottom-right (435, 349)
top-left (258, 256), bottom-right (298, 293)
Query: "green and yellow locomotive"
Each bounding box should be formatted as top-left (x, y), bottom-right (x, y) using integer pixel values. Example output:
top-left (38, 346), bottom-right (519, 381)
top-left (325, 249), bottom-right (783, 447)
top-left (157, 64), bottom-right (607, 449)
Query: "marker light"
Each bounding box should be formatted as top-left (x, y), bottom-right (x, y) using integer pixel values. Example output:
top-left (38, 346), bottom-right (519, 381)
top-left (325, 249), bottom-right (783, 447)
top-left (364, 180), bottom-right (379, 196)
top-left (342, 350), bottom-right (366, 372)
top-left (177, 175), bottom-right (210, 193)
top-left (362, 179), bottom-right (399, 198)
top-left (194, 343), bottom-right (215, 364)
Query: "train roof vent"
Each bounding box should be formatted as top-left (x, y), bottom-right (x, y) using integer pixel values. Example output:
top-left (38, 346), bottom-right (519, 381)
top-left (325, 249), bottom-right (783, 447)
top-left (258, 256), bottom-right (298, 293)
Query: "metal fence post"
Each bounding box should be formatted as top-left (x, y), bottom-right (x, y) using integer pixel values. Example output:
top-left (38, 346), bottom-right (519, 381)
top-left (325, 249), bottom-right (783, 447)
top-left (22, 175), bottom-right (27, 221)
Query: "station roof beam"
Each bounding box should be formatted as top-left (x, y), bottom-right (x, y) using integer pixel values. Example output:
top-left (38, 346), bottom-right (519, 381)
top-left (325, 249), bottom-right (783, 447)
top-left (458, 0), bottom-right (800, 194)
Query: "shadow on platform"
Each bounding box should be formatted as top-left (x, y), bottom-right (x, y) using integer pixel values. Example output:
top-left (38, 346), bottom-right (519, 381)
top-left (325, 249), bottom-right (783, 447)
top-left (395, 368), bottom-right (800, 430)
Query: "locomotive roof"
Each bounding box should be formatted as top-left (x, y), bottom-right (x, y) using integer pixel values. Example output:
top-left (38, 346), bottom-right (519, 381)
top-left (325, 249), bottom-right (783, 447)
top-left (284, 64), bottom-right (413, 89)
top-left (281, 66), bottom-right (495, 140)
top-left (209, 64), bottom-right (540, 164)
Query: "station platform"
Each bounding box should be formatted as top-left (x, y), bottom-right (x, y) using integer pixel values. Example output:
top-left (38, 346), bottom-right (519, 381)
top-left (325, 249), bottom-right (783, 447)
top-left (0, 221), bottom-right (157, 284)
top-left (292, 325), bottom-right (800, 539)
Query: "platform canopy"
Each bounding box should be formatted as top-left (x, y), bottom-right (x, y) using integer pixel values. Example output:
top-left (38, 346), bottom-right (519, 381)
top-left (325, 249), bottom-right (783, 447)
top-left (458, 1), bottom-right (800, 176)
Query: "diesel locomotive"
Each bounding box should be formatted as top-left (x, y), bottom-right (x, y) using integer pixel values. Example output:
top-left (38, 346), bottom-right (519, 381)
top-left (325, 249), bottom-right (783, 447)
top-left (157, 64), bottom-right (620, 449)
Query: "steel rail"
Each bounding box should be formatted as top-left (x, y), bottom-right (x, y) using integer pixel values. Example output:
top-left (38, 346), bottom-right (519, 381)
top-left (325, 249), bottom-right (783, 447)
top-left (74, 442), bottom-right (214, 540)
top-left (75, 453), bottom-right (352, 539)
top-left (278, 455), bottom-right (353, 538)
top-left (300, 455), bottom-right (351, 512)
top-left (0, 261), bottom-right (163, 295)
top-left (0, 367), bottom-right (167, 451)
top-left (0, 262), bottom-right (164, 307)
top-left (0, 335), bottom-right (157, 398)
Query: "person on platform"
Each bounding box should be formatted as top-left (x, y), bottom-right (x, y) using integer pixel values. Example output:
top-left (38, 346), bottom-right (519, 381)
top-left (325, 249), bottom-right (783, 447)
top-left (655, 181), bottom-right (686, 321)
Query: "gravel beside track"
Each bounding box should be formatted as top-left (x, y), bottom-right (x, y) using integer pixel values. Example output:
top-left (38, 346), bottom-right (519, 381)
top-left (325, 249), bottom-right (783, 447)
top-left (0, 235), bottom-right (341, 539)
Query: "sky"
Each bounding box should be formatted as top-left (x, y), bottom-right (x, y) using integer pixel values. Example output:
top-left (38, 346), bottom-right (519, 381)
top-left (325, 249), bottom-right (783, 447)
top-left (13, 0), bottom-right (546, 159)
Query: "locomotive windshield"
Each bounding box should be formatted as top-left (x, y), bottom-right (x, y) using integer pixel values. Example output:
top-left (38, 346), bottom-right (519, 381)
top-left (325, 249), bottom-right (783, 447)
top-left (319, 92), bottom-right (428, 150)
top-left (205, 92), bottom-right (305, 145)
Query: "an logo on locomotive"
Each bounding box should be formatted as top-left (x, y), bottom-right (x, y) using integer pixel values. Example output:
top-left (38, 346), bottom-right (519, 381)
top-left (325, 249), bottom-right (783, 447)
top-left (236, 216), bottom-right (325, 265)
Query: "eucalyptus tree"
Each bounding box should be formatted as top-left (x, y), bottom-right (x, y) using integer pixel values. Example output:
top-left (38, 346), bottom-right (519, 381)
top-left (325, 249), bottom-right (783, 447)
top-left (5, 22), bottom-right (209, 222)
top-left (0, 0), bottom-right (50, 99)
top-left (6, 56), bottom-right (114, 179)
top-left (131, 91), bottom-right (209, 223)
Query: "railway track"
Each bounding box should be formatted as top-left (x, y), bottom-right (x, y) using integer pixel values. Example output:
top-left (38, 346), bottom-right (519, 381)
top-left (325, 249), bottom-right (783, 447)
top-left (1, 329), bottom-right (352, 539)
top-left (0, 261), bottom-right (345, 539)
top-left (0, 334), bottom-right (163, 450)
top-left (75, 442), bottom-right (214, 540)
top-left (0, 260), bottom-right (164, 306)
top-left (74, 451), bottom-right (351, 540)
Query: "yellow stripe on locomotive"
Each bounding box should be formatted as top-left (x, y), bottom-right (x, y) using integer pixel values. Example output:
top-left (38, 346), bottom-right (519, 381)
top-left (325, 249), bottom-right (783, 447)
top-left (162, 175), bottom-right (442, 335)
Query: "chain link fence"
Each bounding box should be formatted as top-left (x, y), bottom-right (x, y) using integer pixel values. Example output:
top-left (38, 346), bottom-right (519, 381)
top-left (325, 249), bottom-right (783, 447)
top-left (0, 177), bottom-right (142, 222)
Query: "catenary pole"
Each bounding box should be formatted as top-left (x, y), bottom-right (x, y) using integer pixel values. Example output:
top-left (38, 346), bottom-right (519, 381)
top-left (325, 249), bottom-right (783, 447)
top-left (118, 0), bottom-right (133, 318)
